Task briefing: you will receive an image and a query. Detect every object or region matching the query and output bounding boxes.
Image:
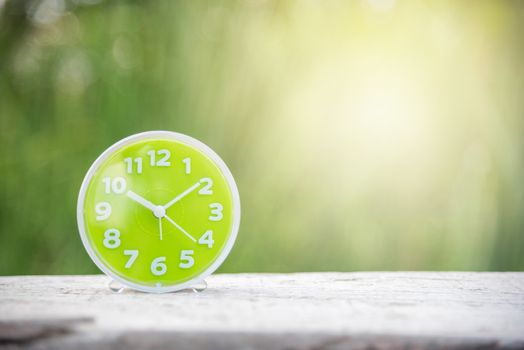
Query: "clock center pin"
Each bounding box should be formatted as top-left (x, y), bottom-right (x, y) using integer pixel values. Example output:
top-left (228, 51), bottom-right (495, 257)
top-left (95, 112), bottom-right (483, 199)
top-left (153, 205), bottom-right (165, 218)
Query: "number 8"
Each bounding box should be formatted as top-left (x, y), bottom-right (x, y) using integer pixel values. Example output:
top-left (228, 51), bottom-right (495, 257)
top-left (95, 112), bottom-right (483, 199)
top-left (103, 228), bottom-right (121, 249)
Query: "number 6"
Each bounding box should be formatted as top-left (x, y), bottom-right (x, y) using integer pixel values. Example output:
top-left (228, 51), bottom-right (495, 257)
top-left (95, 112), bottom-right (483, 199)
top-left (151, 257), bottom-right (167, 276)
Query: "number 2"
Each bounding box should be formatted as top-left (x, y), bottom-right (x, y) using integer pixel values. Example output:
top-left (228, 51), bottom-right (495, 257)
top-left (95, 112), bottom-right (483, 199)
top-left (198, 178), bottom-right (213, 195)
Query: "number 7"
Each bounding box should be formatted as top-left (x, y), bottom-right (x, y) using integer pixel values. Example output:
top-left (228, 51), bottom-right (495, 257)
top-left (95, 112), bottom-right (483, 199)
top-left (124, 250), bottom-right (139, 268)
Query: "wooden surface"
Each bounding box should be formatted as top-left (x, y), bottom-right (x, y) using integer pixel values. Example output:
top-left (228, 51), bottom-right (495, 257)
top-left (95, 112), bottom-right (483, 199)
top-left (0, 273), bottom-right (523, 349)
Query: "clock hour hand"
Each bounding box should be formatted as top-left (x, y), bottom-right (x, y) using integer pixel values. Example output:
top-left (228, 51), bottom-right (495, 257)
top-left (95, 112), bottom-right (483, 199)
top-left (126, 190), bottom-right (157, 213)
top-left (127, 190), bottom-right (165, 241)
top-left (163, 181), bottom-right (201, 210)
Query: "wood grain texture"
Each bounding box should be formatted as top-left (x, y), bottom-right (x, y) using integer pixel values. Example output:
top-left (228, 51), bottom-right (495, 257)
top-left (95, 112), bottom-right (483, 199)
top-left (0, 273), bottom-right (523, 349)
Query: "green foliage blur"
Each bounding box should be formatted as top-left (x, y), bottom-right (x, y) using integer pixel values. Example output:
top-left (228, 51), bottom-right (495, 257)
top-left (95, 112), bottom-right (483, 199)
top-left (1, 0), bottom-right (523, 275)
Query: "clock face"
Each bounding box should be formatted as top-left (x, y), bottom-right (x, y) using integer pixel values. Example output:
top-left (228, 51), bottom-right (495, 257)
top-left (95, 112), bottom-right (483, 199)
top-left (77, 131), bottom-right (240, 293)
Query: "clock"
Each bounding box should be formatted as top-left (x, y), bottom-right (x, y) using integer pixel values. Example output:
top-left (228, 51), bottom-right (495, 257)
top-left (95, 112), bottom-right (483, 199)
top-left (77, 131), bottom-right (240, 293)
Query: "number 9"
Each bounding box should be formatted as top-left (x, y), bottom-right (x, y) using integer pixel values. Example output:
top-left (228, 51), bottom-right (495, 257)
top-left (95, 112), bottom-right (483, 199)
top-left (95, 202), bottom-right (111, 221)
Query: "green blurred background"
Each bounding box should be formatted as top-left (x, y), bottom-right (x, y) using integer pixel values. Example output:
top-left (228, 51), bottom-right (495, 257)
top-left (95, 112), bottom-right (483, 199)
top-left (1, 0), bottom-right (523, 275)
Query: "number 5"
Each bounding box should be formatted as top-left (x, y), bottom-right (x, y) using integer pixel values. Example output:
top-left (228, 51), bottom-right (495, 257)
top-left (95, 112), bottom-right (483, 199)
top-left (179, 250), bottom-right (194, 269)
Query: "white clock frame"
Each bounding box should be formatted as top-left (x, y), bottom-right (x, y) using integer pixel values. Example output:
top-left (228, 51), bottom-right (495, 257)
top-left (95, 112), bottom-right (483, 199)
top-left (77, 130), bottom-right (241, 293)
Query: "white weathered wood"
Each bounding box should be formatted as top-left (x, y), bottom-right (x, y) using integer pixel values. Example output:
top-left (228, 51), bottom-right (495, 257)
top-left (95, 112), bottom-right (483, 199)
top-left (0, 273), bottom-right (523, 349)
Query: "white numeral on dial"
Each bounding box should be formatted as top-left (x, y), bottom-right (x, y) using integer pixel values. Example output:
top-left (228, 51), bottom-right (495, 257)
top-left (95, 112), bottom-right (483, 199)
top-left (209, 203), bottom-right (223, 221)
top-left (102, 177), bottom-right (127, 194)
top-left (151, 257), bottom-right (167, 276)
top-left (103, 228), bottom-right (121, 249)
top-left (183, 157), bottom-right (191, 174)
top-left (124, 157), bottom-right (143, 174)
top-left (198, 178), bottom-right (213, 195)
top-left (124, 250), bottom-right (139, 268)
top-left (198, 230), bottom-right (214, 248)
top-left (95, 202), bottom-right (111, 221)
top-left (147, 149), bottom-right (171, 167)
top-left (179, 250), bottom-right (194, 269)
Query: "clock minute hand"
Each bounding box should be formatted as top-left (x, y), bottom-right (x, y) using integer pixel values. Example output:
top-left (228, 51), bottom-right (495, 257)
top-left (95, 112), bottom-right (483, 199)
top-left (126, 190), bottom-right (158, 213)
top-left (163, 182), bottom-right (201, 210)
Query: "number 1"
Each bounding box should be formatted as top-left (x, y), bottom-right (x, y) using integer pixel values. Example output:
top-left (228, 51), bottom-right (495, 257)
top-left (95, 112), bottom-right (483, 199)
top-left (183, 157), bottom-right (191, 174)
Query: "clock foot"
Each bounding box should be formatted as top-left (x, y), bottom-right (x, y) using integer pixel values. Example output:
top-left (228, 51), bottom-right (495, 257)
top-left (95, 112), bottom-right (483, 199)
top-left (107, 278), bottom-right (208, 293)
top-left (189, 279), bottom-right (207, 293)
top-left (108, 279), bottom-right (125, 293)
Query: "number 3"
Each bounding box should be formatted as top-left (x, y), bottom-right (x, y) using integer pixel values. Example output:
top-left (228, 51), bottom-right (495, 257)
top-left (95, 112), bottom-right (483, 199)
top-left (209, 203), bottom-right (223, 221)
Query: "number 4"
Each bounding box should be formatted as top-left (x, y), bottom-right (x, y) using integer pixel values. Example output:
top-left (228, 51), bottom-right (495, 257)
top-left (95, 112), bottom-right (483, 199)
top-left (198, 230), bottom-right (214, 248)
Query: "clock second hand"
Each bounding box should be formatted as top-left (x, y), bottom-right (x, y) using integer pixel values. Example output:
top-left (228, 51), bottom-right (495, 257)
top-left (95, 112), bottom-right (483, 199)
top-left (163, 214), bottom-right (197, 243)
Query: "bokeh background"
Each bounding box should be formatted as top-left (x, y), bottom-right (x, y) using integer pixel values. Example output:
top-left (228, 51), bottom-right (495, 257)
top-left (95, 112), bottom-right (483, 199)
top-left (1, 0), bottom-right (523, 275)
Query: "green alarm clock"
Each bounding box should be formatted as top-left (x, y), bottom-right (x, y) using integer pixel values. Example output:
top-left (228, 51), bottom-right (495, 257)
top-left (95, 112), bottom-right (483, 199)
top-left (77, 131), bottom-right (240, 293)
